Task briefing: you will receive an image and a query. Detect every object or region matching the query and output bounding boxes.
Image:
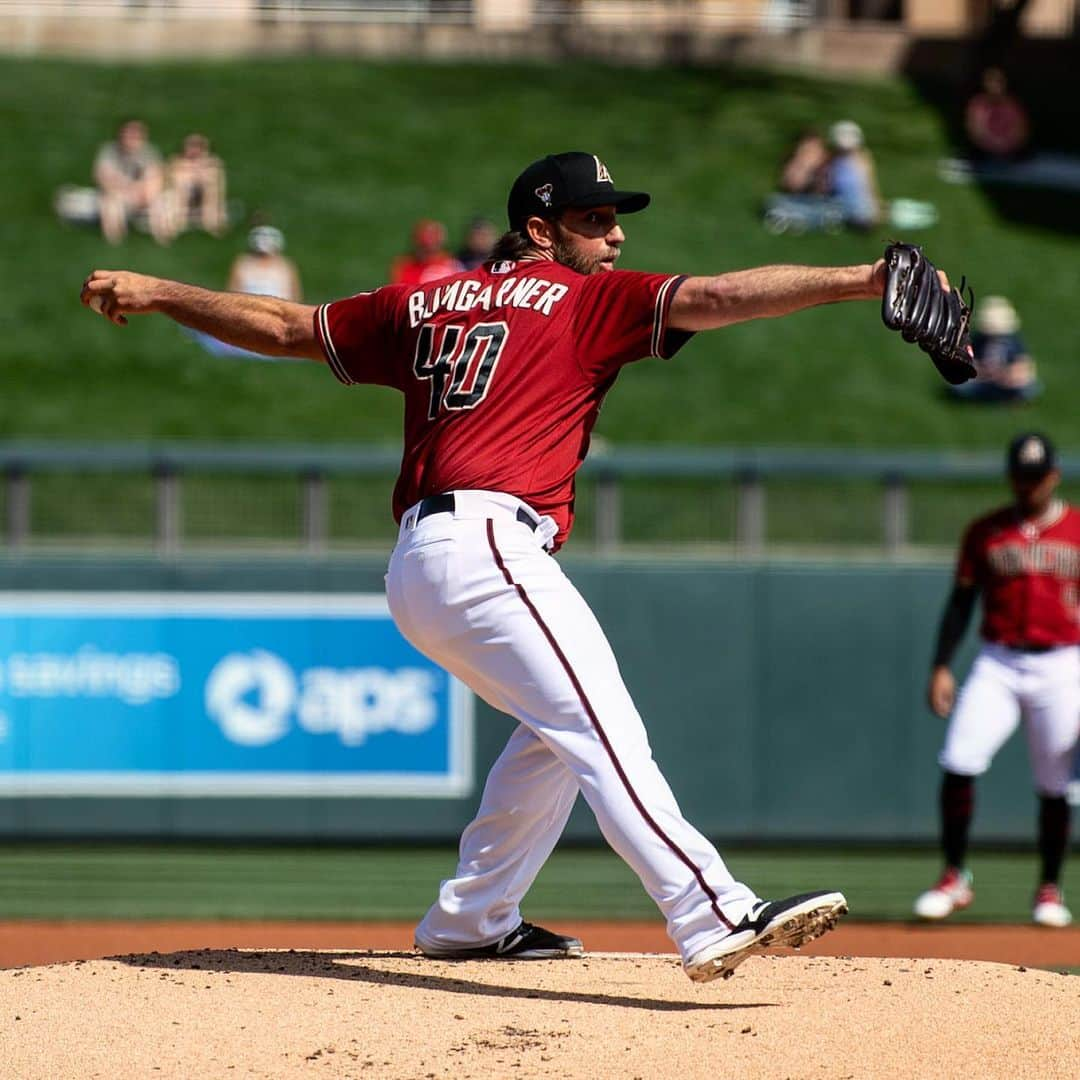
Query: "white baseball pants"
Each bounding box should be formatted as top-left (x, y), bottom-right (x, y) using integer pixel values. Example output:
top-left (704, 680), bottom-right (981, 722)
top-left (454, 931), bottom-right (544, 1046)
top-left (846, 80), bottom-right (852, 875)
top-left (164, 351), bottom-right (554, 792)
top-left (940, 642), bottom-right (1080, 795)
top-left (385, 491), bottom-right (758, 962)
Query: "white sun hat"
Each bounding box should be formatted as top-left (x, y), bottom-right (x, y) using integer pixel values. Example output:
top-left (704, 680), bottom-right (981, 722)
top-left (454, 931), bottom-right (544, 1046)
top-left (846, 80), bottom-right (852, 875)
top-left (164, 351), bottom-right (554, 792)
top-left (829, 120), bottom-right (864, 151)
top-left (249, 225), bottom-right (285, 255)
top-left (976, 296), bottom-right (1019, 335)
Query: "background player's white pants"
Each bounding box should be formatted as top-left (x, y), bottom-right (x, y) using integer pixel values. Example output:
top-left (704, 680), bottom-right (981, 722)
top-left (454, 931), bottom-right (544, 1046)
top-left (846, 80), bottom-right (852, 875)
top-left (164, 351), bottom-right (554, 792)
top-left (940, 642), bottom-right (1080, 795)
top-left (386, 492), bottom-right (758, 963)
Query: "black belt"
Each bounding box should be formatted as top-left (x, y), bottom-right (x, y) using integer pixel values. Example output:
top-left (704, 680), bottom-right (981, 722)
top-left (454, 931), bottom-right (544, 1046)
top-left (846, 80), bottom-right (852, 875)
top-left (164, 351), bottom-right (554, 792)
top-left (415, 492), bottom-right (540, 532)
top-left (1005, 642), bottom-right (1058, 654)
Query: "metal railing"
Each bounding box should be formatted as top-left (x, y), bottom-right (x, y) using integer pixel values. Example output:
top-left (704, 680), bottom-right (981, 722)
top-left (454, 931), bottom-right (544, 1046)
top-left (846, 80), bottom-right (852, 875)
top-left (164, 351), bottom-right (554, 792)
top-left (0, 1), bottom-right (464, 22)
top-left (0, 0), bottom-right (816, 28)
top-left (0, 441), bottom-right (1066, 557)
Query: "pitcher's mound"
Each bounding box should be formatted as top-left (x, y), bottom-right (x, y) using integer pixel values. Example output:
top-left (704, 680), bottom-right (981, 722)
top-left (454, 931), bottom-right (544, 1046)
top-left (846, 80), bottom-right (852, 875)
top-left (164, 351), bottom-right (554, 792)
top-left (1, 950), bottom-right (1076, 1079)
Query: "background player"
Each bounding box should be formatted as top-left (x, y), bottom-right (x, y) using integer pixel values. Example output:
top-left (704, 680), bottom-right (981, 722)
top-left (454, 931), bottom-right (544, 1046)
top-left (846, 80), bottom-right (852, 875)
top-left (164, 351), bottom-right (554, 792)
top-left (916, 432), bottom-right (1079, 928)
top-left (81, 150), bottom-right (959, 983)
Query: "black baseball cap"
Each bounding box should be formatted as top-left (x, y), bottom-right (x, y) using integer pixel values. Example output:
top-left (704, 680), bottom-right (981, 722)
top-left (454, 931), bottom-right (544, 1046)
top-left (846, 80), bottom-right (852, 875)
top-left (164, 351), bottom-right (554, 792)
top-left (1007, 432), bottom-right (1056, 477)
top-left (507, 151), bottom-right (650, 231)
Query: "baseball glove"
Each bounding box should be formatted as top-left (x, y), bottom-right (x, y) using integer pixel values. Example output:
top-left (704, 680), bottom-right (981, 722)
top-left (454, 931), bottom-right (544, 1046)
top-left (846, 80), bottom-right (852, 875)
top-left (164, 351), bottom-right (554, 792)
top-left (881, 242), bottom-right (976, 385)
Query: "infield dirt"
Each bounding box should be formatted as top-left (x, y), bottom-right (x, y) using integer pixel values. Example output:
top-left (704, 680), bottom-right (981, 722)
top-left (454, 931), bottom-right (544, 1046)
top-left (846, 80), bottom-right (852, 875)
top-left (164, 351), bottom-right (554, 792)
top-left (1, 948), bottom-right (1077, 1079)
top-left (3, 918), bottom-right (1080, 969)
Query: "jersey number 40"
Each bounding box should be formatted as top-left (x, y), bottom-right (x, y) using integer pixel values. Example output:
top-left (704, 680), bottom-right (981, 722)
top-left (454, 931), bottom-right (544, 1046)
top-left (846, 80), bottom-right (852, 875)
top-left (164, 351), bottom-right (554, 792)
top-left (412, 321), bottom-right (509, 421)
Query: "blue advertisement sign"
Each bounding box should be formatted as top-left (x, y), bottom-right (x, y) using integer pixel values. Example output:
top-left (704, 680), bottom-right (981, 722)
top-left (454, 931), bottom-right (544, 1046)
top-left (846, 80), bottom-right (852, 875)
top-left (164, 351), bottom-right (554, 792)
top-left (0, 593), bottom-right (473, 797)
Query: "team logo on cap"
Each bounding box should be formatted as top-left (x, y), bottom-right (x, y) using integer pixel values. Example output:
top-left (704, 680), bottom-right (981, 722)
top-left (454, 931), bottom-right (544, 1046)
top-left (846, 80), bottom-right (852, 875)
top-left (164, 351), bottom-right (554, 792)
top-left (535, 183), bottom-right (554, 207)
top-left (594, 156), bottom-right (612, 184)
top-left (1018, 437), bottom-right (1046, 466)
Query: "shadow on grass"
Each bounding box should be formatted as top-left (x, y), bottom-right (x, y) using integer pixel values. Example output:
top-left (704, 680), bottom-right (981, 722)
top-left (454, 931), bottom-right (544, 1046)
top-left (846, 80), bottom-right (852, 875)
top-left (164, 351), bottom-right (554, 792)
top-left (111, 948), bottom-right (778, 1012)
top-left (902, 21), bottom-right (1080, 235)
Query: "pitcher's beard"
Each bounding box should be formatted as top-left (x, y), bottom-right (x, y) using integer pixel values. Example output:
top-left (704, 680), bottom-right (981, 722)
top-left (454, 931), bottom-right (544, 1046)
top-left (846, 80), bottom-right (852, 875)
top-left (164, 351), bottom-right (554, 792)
top-left (552, 231), bottom-right (616, 275)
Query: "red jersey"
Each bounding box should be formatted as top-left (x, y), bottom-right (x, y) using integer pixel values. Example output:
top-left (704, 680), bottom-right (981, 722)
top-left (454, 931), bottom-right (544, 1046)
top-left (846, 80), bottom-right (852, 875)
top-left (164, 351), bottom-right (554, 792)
top-left (313, 258), bottom-right (691, 547)
top-left (956, 500), bottom-right (1080, 647)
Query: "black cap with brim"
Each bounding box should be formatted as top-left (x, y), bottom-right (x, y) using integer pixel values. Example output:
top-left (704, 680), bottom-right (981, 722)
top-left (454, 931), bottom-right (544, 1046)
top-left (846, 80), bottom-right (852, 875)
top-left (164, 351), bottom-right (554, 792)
top-left (507, 151), bottom-right (650, 231)
top-left (1007, 431), bottom-right (1056, 478)
top-left (570, 189), bottom-right (651, 214)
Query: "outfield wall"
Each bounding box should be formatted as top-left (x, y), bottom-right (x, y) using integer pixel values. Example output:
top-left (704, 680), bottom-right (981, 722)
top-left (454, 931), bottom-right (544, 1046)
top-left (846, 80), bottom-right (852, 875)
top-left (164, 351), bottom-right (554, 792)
top-left (0, 554), bottom-right (1058, 843)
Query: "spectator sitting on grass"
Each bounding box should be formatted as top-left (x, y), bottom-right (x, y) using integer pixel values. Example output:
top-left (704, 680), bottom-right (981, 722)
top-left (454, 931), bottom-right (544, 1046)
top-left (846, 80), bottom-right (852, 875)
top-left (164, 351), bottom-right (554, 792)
top-left (949, 296), bottom-right (1041, 404)
top-left (183, 225), bottom-right (302, 359)
top-left (778, 129), bottom-right (829, 195)
top-left (965, 68), bottom-right (1030, 162)
top-left (823, 120), bottom-right (882, 231)
top-left (93, 119), bottom-right (171, 245)
top-left (456, 216), bottom-right (498, 270)
top-left (389, 219), bottom-right (463, 286)
top-left (228, 225), bottom-right (302, 302)
top-left (167, 133), bottom-right (227, 238)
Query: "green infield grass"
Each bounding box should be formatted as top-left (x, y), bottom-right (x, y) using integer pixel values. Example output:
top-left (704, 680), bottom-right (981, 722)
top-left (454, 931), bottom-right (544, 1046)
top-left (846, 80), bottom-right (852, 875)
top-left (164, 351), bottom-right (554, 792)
top-left (0, 844), bottom-right (1073, 924)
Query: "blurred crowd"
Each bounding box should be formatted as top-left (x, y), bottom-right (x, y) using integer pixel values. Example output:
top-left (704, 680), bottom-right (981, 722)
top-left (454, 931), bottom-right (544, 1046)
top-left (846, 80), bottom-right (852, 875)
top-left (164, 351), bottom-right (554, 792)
top-left (57, 117), bottom-right (499, 308)
top-left (760, 65), bottom-right (1048, 407)
top-left (61, 100), bottom-right (1044, 399)
top-left (771, 120), bottom-right (883, 232)
top-left (765, 119), bottom-right (937, 235)
top-left (763, 66), bottom-right (1036, 238)
top-left (57, 118), bottom-right (500, 361)
top-left (952, 295), bottom-right (1040, 405)
top-left (83, 119), bottom-right (228, 246)
top-left (388, 216), bottom-right (497, 287)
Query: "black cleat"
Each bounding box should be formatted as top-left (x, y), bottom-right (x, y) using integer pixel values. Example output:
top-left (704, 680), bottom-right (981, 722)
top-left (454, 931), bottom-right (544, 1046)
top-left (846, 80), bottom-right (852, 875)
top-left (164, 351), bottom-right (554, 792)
top-left (684, 890), bottom-right (848, 983)
top-left (417, 921), bottom-right (585, 960)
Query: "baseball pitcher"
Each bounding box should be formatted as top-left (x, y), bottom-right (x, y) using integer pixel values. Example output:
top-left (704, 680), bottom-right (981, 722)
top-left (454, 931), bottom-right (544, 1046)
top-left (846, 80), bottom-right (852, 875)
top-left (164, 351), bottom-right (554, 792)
top-left (82, 151), bottom-right (973, 981)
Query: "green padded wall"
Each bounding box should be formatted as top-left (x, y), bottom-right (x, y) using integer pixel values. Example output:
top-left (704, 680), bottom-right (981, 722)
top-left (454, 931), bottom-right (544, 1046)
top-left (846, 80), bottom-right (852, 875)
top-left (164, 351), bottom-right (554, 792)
top-left (0, 555), bottom-right (1039, 843)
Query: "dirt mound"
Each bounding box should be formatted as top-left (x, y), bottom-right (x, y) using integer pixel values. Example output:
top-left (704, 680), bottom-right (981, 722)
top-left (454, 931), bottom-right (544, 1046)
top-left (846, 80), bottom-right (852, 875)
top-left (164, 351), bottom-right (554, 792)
top-left (1, 951), bottom-right (1076, 1079)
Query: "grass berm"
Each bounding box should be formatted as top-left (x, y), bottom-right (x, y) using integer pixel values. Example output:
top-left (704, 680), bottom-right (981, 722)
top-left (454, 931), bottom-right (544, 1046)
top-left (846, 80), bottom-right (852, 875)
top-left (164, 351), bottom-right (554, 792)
top-left (3, 58), bottom-right (1077, 546)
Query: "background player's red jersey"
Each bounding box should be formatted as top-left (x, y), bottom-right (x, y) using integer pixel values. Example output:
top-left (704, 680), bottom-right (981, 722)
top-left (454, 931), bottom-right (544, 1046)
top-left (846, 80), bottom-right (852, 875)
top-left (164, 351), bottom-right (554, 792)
top-left (314, 259), bottom-right (691, 547)
top-left (956, 500), bottom-right (1080, 647)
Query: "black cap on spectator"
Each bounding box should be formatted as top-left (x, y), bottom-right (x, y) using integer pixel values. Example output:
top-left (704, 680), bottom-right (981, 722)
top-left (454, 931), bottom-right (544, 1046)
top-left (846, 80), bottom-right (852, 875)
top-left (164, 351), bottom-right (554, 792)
top-left (1007, 432), bottom-right (1056, 478)
top-left (507, 152), bottom-right (650, 232)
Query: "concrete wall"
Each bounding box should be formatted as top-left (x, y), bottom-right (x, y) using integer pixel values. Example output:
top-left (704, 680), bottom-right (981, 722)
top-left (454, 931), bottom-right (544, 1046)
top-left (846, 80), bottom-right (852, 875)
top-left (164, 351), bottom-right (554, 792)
top-left (0, 9), bottom-right (918, 77)
top-left (1, 2), bottom-right (1074, 76)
